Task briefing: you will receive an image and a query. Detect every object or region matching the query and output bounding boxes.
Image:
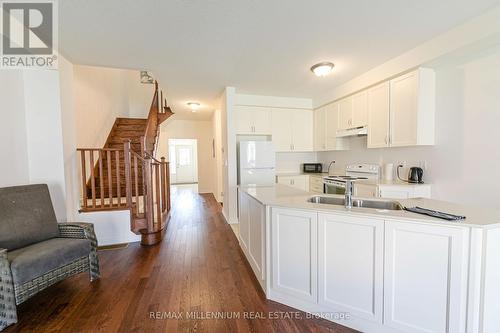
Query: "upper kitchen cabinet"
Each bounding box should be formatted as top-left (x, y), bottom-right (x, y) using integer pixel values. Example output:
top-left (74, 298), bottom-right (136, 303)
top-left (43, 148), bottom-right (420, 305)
top-left (338, 97), bottom-right (353, 130)
top-left (234, 105), bottom-right (272, 135)
top-left (338, 91), bottom-right (368, 130)
top-left (367, 82), bottom-right (391, 148)
top-left (389, 68), bottom-right (435, 147)
top-left (314, 106), bottom-right (327, 151)
top-left (314, 102), bottom-right (348, 151)
top-left (272, 108), bottom-right (313, 152)
top-left (351, 91), bottom-right (368, 128)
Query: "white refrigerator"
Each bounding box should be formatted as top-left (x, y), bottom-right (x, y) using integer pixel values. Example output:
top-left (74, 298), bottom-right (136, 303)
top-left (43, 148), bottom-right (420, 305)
top-left (238, 141), bottom-right (276, 186)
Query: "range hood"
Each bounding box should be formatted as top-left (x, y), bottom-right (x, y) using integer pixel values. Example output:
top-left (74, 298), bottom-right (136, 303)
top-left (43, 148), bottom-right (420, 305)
top-left (336, 126), bottom-right (368, 138)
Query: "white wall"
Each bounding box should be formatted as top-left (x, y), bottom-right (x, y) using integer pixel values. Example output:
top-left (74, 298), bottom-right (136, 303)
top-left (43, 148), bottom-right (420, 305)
top-left (157, 118), bottom-right (216, 194)
top-left (212, 108), bottom-right (224, 202)
top-left (318, 49), bottom-right (500, 207)
top-left (276, 152), bottom-right (318, 173)
top-left (0, 71), bottom-right (30, 186)
top-left (0, 68), bottom-right (69, 221)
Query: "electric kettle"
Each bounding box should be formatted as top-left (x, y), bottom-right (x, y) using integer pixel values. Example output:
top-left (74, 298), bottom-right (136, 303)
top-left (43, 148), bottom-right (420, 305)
top-left (408, 167), bottom-right (424, 183)
top-left (397, 165), bottom-right (424, 183)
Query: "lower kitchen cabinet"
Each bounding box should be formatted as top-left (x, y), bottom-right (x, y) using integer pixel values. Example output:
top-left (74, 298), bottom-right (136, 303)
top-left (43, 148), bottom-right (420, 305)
top-left (354, 183), bottom-right (432, 199)
top-left (318, 213), bottom-right (384, 323)
top-left (276, 175), bottom-right (309, 191)
top-left (238, 190), bottom-right (266, 289)
top-left (384, 221), bottom-right (469, 333)
top-left (270, 208), bottom-right (317, 303)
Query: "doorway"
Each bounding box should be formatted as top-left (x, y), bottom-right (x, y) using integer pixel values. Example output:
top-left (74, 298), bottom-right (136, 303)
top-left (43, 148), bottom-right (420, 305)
top-left (168, 139), bottom-right (198, 185)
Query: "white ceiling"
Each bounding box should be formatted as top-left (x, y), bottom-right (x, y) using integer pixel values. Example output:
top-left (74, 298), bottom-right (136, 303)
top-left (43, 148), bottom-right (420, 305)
top-left (59, 0), bottom-right (499, 120)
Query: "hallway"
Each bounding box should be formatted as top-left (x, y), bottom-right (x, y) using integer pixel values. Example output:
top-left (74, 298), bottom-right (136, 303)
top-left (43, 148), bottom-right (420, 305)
top-left (7, 187), bottom-right (356, 332)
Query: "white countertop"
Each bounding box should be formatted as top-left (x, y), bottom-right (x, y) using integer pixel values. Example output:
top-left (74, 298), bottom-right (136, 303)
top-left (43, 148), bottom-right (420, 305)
top-left (239, 184), bottom-right (500, 228)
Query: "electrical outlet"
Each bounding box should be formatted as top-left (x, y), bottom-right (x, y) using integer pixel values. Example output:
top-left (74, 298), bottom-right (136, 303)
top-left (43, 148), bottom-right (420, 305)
top-left (397, 160), bottom-right (407, 168)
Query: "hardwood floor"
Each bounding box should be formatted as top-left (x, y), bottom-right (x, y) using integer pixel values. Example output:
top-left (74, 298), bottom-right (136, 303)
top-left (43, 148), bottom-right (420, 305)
top-left (6, 187), bottom-right (358, 333)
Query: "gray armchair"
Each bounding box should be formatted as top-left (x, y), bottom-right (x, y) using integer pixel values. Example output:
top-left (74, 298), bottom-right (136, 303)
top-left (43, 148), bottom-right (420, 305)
top-left (0, 184), bottom-right (100, 331)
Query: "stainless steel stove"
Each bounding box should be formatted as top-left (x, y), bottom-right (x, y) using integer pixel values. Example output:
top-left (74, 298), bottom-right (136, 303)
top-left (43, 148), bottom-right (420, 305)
top-left (323, 164), bottom-right (380, 195)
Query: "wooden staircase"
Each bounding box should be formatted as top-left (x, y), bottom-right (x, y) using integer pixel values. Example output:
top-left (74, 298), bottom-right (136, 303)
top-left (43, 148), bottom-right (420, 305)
top-left (77, 81), bottom-right (174, 245)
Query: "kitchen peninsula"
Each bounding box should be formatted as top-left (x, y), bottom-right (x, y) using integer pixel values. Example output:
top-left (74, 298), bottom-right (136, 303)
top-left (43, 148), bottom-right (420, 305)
top-left (238, 184), bottom-right (500, 333)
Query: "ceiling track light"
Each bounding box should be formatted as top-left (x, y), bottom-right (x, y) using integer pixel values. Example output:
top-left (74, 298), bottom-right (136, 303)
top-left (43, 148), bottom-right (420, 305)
top-left (310, 62), bottom-right (335, 77)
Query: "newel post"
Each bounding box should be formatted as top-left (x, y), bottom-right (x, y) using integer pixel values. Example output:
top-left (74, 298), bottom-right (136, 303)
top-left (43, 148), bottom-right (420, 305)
top-left (160, 157), bottom-right (166, 213)
top-left (144, 156), bottom-right (154, 232)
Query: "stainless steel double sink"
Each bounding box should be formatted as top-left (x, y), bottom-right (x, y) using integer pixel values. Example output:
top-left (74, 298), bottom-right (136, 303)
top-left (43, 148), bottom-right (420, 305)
top-left (308, 196), bottom-right (404, 211)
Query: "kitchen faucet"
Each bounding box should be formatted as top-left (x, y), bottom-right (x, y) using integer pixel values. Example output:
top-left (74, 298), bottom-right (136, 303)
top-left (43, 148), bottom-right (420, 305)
top-left (345, 179), bottom-right (354, 209)
top-left (327, 160), bottom-right (336, 175)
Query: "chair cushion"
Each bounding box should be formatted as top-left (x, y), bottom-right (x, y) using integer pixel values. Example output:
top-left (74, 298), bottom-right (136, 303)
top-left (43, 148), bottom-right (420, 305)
top-left (0, 184), bottom-right (60, 250)
top-left (8, 238), bottom-right (91, 285)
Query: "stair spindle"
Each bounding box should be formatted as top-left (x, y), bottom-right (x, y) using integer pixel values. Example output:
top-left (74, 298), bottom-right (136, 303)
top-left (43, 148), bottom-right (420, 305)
top-left (107, 150), bottom-right (113, 207)
top-left (99, 150), bottom-right (104, 207)
top-left (80, 150), bottom-right (88, 209)
top-left (89, 150), bottom-right (96, 208)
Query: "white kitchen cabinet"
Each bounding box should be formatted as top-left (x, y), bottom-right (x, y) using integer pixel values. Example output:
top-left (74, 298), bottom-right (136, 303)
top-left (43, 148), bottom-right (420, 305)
top-left (338, 97), bottom-right (353, 130)
top-left (276, 175), bottom-right (309, 191)
top-left (271, 108), bottom-right (313, 152)
top-left (313, 106), bottom-right (327, 151)
top-left (338, 92), bottom-right (367, 130)
top-left (318, 214), bottom-right (384, 323)
top-left (291, 109), bottom-right (313, 151)
top-left (234, 105), bottom-right (272, 135)
top-left (378, 184), bottom-right (431, 199)
top-left (390, 68), bottom-right (435, 147)
top-left (238, 190), bottom-right (250, 253)
top-left (238, 190), bottom-right (266, 289)
top-left (271, 208), bottom-right (317, 303)
top-left (313, 102), bottom-right (348, 151)
top-left (367, 82), bottom-right (391, 148)
top-left (351, 91), bottom-right (368, 128)
top-left (384, 221), bottom-right (469, 333)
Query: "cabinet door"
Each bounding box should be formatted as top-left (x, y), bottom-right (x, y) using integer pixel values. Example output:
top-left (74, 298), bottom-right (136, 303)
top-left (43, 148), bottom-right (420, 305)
top-left (271, 208), bottom-right (317, 303)
top-left (390, 71), bottom-right (418, 146)
top-left (384, 221), bottom-right (469, 333)
top-left (248, 197), bottom-right (265, 280)
top-left (238, 191), bottom-right (250, 252)
top-left (352, 91), bottom-right (368, 127)
top-left (367, 82), bottom-right (390, 148)
top-left (314, 106), bottom-right (327, 151)
top-left (234, 106), bottom-right (255, 134)
top-left (291, 109), bottom-right (313, 151)
top-left (378, 186), bottom-right (413, 199)
top-left (325, 103), bottom-right (340, 150)
top-left (253, 107), bottom-right (272, 135)
top-left (271, 109), bottom-right (293, 152)
top-left (291, 175), bottom-right (308, 191)
top-left (276, 176), bottom-right (292, 187)
top-left (318, 214), bottom-right (384, 323)
top-left (338, 97), bottom-right (353, 129)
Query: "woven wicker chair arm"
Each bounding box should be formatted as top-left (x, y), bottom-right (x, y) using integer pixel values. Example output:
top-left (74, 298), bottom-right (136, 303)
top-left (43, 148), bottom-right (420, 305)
top-left (58, 223), bottom-right (98, 250)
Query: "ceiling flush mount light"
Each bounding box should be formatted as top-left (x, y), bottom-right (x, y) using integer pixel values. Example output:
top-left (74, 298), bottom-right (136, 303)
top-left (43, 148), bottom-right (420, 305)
top-left (310, 62), bottom-right (335, 77)
top-left (187, 102), bottom-right (200, 112)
